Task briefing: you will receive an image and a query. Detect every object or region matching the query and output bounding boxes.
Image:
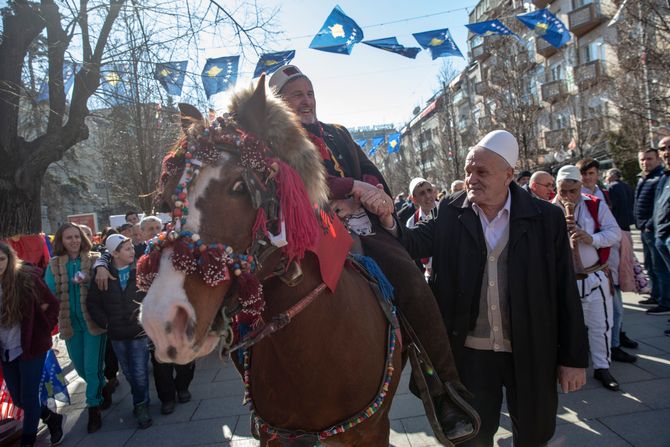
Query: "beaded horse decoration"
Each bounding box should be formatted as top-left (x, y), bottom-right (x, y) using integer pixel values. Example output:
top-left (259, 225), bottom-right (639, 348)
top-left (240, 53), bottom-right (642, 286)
top-left (137, 80), bottom-right (329, 333)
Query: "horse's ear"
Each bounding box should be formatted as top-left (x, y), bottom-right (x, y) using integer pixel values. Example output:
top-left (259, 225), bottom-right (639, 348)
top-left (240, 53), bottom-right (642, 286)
top-left (178, 103), bottom-right (204, 133)
top-left (236, 74), bottom-right (267, 136)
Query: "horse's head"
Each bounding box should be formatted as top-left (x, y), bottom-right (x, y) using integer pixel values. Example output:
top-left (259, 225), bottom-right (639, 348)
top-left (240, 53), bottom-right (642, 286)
top-left (139, 75), bottom-right (328, 364)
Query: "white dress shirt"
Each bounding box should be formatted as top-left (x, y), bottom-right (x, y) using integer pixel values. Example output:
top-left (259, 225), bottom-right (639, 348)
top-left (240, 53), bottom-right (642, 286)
top-left (472, 192), bottom-right (512, 249)
top-left (573, 194), bottom-right (621, 268)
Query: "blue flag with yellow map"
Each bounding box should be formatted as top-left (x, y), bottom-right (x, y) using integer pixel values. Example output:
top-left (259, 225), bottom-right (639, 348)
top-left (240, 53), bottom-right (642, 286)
top-left (369, 136), bottom-right (384, 157)
top-left (309, 5), bottom-right (363, 55)
top-left (412, 28), bottom-right (463, 60)
top-left (516, 9), bottom-right (570, 48)
top-left (354, 138), bottom-right (367, 149)
top-left (387, 133), bottom-right (401, 154)
top-left (363, 37), bottom-right (421, 59)
top-left (201, 56), bottom-right (239, 99)
top-left (466, 19), bottom-right (520, 41)
top-left (36, 61), bottom-right (78, 103)
top-left (154, 61), bottom-right (188, 96)
top-left (100, 64), bottom-right (132, 106)
top-left (253, 50), bottom-right (295, 78)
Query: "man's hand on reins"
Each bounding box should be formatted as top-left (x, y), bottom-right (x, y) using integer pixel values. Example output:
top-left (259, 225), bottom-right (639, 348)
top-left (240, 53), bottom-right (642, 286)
top-left (358, 185), bottom-right (394, 218)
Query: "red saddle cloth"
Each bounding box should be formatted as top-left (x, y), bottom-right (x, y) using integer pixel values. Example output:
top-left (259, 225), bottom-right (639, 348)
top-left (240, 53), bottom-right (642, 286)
top-left (309, 211), bottom-right (352, 293)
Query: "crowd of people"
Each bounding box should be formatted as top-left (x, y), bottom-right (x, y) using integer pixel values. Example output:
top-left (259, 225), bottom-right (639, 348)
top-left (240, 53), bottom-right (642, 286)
top-left (0, 62), bottom-right (666, 447)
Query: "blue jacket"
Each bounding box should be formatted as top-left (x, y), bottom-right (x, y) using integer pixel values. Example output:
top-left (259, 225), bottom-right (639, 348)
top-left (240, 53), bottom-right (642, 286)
top-left (654, 171), bottom-right (670, 240)
top-left (635, 165), bottom-right (664, 230)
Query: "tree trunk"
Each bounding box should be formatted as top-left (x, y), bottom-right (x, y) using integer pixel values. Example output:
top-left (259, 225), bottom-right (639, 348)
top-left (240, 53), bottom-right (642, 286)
top-left (0, 172), bottom-right (44, 238)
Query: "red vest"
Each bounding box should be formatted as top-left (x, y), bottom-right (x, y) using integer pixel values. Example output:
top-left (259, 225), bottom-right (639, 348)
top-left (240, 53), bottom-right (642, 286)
top-left (583, 194), bottom-right (611, 265)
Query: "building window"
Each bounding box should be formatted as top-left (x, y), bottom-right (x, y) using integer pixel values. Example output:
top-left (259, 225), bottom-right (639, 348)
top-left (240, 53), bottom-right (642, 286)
top-left (550, 63), bottom-right (564, 81)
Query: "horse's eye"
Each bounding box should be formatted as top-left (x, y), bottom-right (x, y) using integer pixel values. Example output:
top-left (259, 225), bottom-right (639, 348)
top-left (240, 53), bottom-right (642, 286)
top-left (231, 180), bottom-right (246, 193)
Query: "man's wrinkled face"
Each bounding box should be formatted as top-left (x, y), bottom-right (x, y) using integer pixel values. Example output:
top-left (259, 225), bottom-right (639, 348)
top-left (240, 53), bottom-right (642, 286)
top-left (659, 137), bottom-right (670, 165)
top-left (142, 220), bottom-right (163, 241)
top-left (639, 150), bottom-right (661, 173)
top-left (465, 148), bottom-right (513, 207)
top-left (411, 182), bottom-right (437, 212)
top-left (580, 167), bottom-right (599, 190)
top-left (281, 77), bottom-right (316, 125)
top-left (557, 180), bottom-right (582, 205)
top-left (529, 173), bottom-right (556, 201)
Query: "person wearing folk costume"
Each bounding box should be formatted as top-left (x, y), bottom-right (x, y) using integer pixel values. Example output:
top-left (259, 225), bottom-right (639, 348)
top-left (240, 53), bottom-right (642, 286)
top-left (380, 130), bottom-right (589, 446)
top-left (269, 65), bottom-right (478, 443)
top-left (554, 165), bottom-right (622, 391)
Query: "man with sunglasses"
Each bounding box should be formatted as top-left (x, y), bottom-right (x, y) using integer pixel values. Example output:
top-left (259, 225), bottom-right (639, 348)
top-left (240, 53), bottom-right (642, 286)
top-left (527, 171), bottom-right (556, 201)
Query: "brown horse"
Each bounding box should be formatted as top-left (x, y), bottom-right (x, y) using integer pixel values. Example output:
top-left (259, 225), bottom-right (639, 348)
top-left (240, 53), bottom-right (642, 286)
top-left (140, 75), bottom-right (403, 446)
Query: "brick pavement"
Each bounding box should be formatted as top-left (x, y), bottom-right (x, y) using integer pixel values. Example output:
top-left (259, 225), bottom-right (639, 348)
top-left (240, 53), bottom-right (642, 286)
top-left (14, 233), bottom-right (670, 446)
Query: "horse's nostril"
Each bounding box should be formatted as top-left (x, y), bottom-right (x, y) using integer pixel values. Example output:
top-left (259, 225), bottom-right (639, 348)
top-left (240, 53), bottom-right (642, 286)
top-left (172, 306), bottom-right (193, 340)
top-left (167, 346), bottom-right (177, 360)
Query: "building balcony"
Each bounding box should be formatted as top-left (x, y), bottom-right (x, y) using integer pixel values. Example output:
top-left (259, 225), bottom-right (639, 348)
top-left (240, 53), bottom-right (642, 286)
top-left (544, 128), bottom-right (571, 149)
top-left (536, 38), bottom-right (558, 58)
top-left (568, 2), bottom-right (608, 37)
top-left (575, 60), bottom-right (606, 89)
top-left (541, 80), bottom-right (567, 103)
top-left (471, 43), bottom-right (490, 63)
top-left (457, 118), bottom-right (471, 134)
top-left (580, 116), bottom-right (605, 138)
top-left (452, 89), bottom-right (468, 105)
top-left (490, 71), bottom-right (506, 87)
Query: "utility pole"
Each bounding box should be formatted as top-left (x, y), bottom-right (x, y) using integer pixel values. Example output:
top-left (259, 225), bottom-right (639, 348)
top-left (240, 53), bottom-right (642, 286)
top-left (638, 0), bottom-right (655, 146)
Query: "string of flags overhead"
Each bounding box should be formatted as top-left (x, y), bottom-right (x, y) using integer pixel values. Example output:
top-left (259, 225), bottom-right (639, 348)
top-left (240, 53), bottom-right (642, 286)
top-left (35, 5), bottom-right (573, 106)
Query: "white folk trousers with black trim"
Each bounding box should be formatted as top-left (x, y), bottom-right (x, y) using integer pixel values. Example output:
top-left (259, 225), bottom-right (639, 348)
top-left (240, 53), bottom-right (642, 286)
top-left (578, 270), bottom-right (613, 370)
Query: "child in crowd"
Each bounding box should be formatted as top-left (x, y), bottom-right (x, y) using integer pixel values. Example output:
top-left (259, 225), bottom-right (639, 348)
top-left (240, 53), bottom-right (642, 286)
top-left (87, 234), bottom-right (152, 429)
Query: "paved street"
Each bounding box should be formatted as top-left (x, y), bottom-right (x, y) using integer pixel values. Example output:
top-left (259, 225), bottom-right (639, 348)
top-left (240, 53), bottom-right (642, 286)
top-left (12, 233), bottom-right (670, 447)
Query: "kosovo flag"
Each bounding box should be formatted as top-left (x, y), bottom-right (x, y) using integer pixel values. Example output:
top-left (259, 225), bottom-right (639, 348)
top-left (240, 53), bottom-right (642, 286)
top-left (309, 5), bottom-right (363, 55)
top-left (36, 61), bottom-right (79, 103)
top-left (253, 50), bottom-right (295, 78)
top-left (100, 64), bottom-right (132, 106)
top-left (363, 37), bottom-right (421, 59)
top-left (369, 136), bottom-right (384, 156)
top-left (412, 28), bottom-right (463, 59)
top-left (354, 138), bottom-right (368, 149)
top-left (154, 61), bottom-right (188, 96)
top-left (516, 9), bottom-right (571, 48)
top-left (201, 56), bottom-right (239, 99)
top-left (466, 19), bottom-right (521, 41)
top-left (387, 133), bottom-right (401, 154)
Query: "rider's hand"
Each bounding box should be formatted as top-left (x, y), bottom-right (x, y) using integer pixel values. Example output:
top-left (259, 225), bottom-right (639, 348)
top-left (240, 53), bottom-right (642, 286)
top-left (95, 267), bottom-right (115, 291)
top-left (359, 188), bottom-right (394, 217)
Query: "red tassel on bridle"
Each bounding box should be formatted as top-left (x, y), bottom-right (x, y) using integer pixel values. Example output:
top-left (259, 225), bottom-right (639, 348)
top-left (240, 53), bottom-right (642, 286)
top-left (136, 250), bottom-right (162, 292)
top-left (271, 159), bottom-right (320, 263)
top-left (236, 272), bottom-right (264, 328)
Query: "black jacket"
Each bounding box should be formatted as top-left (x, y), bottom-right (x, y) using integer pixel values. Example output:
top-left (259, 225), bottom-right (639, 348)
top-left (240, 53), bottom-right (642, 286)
top-left (399, 183), bottom-right (588, 445)
top-left (635, 165), bottom-right (664, 230)
top-left (87, 266), bottom-right (145, 341)
top-left (653, 171), bottom-right (670, 240)
top-left (608, 180), bottom-right (635, 231)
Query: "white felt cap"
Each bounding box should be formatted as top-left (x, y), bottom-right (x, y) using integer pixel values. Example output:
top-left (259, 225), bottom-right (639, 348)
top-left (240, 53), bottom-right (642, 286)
top-left (556, 165), bottom-right (582, 183)
top-left (268, 65), bottom-right (308, 93)
top-left (409, 177), bottom-right (429, 196)
top-left (474, 130), bottom-right (519, 168)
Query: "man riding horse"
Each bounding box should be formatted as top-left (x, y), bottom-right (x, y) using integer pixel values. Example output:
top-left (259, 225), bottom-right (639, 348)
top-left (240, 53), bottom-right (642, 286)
top-left (269, 65), bottom-right (478, 443)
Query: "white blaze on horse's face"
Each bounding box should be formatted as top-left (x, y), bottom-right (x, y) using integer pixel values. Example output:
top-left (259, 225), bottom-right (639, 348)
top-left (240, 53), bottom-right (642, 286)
top-left (141, 161), bottom-right (228, 364)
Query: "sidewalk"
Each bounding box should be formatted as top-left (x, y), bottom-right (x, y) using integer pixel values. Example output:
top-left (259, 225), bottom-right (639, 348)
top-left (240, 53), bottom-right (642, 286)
top-left (19, 233), bottom-right (670, 447)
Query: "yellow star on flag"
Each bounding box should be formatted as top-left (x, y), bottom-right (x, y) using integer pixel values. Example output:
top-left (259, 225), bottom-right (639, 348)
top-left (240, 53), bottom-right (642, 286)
top-left (429, 37), bottom-right (445, 46)
top-left (106, 72), bottom-right (121, 86)
top-left (206, 65), bottom-right (223, 77)
top-left (329, 23), bottom-right (345, 38)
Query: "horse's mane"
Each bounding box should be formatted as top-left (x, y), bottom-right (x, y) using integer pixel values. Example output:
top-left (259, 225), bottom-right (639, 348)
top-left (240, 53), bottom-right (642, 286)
top-left (228, 82), bottom-right (329, 207)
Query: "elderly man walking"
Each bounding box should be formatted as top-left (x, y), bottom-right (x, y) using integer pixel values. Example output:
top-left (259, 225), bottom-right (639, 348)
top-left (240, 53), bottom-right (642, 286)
top-left (378, 130), bottom-right (588, 446)
top-left (554, 166), bottom-right (622, 390)
top-left (527, 171), bottom-right (556, 201)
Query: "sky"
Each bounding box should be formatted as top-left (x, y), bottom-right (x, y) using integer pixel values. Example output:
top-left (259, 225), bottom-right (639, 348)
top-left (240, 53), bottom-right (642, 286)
top-left (247, 1), bottom-right (478, 129)
top-left (0, 0), bottom-right (478, 129)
